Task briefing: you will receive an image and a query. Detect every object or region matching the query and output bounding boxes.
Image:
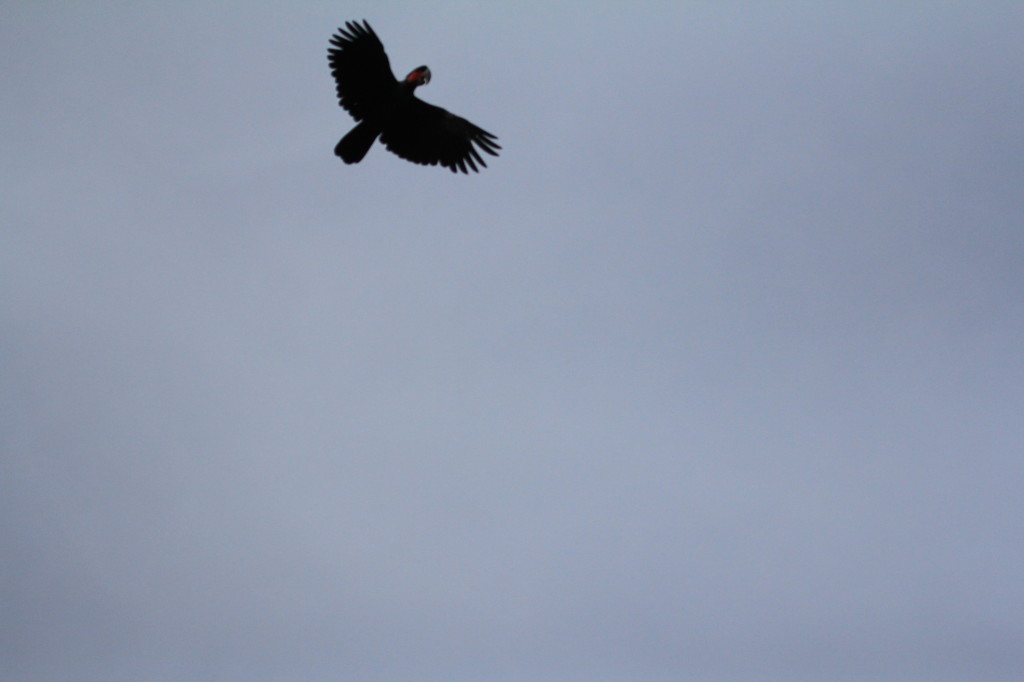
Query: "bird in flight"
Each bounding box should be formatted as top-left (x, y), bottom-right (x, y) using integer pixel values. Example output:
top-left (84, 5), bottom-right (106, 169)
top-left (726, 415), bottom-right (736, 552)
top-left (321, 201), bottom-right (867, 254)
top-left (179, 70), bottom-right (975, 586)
top-left (327, 20), bottom-right (501, 174)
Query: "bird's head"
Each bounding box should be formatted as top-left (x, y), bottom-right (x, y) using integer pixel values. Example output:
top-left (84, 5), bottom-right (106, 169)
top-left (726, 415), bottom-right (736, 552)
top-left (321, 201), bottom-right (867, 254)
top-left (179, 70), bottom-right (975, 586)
top-left (405, 65), bottom-right (431, 87)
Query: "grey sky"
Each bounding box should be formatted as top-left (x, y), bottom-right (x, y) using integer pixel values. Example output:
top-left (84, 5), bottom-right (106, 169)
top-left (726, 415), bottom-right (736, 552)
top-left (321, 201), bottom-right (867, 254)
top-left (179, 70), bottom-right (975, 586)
top-left (3, 2), bottom-right (1023, 680)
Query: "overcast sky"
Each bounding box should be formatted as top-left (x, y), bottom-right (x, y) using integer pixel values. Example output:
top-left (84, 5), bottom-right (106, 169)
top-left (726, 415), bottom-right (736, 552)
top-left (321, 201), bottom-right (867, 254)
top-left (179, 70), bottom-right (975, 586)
top-left (3, 2), bottom-right (1023, 680)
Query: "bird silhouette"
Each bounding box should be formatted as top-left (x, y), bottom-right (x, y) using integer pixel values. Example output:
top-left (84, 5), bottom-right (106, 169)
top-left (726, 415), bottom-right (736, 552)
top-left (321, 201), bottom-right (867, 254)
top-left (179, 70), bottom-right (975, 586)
top-left (328, 20), bottom-right (501, 173)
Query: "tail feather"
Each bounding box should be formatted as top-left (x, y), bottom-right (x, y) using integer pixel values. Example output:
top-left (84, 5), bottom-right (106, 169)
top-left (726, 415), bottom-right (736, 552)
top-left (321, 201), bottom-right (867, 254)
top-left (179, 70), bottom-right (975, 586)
top-left (335, 121), bottom-right (380, 164)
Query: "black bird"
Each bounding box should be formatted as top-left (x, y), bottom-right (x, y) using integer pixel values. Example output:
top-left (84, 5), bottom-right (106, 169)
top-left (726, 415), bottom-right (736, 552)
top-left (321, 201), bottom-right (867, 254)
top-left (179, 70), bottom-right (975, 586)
top-left (328, 20), bottom-right (501, 173)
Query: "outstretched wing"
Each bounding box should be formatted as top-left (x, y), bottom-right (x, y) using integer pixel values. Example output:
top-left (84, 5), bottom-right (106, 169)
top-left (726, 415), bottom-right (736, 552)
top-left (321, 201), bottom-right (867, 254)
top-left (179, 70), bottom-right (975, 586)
top-left (380, 98), bottom-right (501, 174)
top-left (327, 20), bottom-right (397, 121)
